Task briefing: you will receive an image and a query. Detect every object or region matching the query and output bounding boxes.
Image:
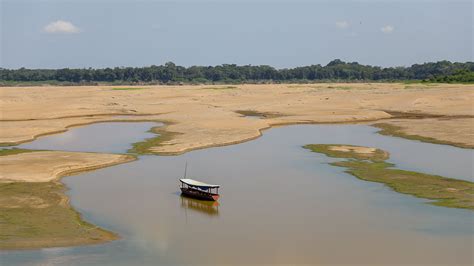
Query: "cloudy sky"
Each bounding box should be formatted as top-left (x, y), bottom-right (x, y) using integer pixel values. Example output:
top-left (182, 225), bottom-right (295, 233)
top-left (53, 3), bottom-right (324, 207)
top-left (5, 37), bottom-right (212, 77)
top-left (1, 0), bottom-right (472, 69)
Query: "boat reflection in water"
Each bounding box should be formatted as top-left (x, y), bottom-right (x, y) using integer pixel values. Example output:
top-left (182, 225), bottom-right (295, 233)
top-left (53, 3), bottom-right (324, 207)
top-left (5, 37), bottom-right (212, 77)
top-left (180, 195), bottom-right (220, 216)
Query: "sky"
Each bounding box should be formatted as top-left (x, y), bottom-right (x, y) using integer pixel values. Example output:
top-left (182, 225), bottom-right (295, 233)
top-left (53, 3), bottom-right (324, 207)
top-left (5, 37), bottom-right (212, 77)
top-left (1, 0), bottom-right (472, 69)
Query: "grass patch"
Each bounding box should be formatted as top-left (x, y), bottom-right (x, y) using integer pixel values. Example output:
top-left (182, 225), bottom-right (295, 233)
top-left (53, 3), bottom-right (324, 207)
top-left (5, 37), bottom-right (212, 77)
top-left (235, 110), bottom-right (283, 119)
top-left (0, 80), bottom-right (100, 87)
top-left (287, 85), bottom-right (306, 88)
top-left (111, 87), bottom-right (147, 91)
top-left (304, 144), bottom-right (474, 210)
top-left (326, 86), bottom-right (352, 90)
top-left (373, 123), bottom-right (473, 149)
top-left (0, 148), bottom-right (39, 157)
top-left (202, 86), bottom-right (238, 90)
top-left (128, 126), bottom-right (181, 155)
top-left (287, 85), bottom-right (354, 90)
top-left (0, 182), bottom-right (117, 249)
top-left (382, 110), bottom-right (445, 119)
top-left (303, 144), bottom-right (389, 162)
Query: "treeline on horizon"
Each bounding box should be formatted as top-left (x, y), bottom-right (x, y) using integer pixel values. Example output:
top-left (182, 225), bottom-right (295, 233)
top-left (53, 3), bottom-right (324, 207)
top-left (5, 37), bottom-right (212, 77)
top-left (1, 60), bottom-right (473, 85)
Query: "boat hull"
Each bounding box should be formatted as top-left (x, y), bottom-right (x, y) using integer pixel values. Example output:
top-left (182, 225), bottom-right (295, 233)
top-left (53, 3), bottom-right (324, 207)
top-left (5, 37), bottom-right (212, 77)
top-left (181, 187), bottom-right (220, 201)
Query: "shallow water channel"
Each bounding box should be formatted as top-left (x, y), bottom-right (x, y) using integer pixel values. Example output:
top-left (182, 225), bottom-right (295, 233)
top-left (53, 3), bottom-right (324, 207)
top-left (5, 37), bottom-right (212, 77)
top-left (2, 122), bottom-right (473, 265)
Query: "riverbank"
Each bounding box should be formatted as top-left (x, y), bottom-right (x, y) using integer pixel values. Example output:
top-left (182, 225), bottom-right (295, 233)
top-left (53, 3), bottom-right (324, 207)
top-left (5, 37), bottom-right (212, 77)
top-left (0, 151), bottom-right (136, 182)
top-left (373, 118), bottom-right (473, 149)
top-left (0, 151), bottom-right (135, 249)
top-left (0, 181), bottom-right (118, 250)
top-left (1, 83), bottom-right (472, 155)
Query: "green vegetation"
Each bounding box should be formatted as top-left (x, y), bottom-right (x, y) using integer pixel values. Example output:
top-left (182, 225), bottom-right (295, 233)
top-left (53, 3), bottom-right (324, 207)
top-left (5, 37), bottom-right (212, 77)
top-left (402, 81), bottom-right (439, 86)
top-left (128, 125), bottom-right (181, 155)
top-left (429, 69), bottom-right (474, 83)
top-left (235, 110), bottom-right (283, 119)
top-left (0, 80), bottom-right (91, 87)
top-left (373, 123), bottom-right (473, 149)
top-left (111, 87), bottom-right (147, 91)
top-left (202, 86), bottom-right (238, 90)
top-left (0, 182), bottom-right (117, 249)
top-left (303, 144), bottom-right (389, 162)
top-left (326, 85), bottom-right (352, 90)
top-left (0, 148), bottom-right (39, 157)
top-left (1, 60), bottom-right (472, 84)
top-left (304, 144), bottom-right (474, 210)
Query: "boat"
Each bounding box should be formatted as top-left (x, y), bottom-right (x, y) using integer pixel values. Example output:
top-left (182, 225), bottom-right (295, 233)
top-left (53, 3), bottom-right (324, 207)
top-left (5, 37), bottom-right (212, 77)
top-left (180, 178), bottom-right (220, 201)
top-left (179, 163), bottom-right (220, 201)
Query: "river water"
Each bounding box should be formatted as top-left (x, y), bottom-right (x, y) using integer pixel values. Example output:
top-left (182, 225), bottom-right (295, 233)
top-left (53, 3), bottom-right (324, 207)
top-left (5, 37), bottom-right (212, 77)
top-left (2, 122), bottom-right (473, 265)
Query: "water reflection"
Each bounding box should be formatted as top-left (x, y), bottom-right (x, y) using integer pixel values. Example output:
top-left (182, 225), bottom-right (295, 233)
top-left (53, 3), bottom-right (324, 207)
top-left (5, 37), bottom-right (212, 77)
top-left (180, 195), bottom-right (219, 216)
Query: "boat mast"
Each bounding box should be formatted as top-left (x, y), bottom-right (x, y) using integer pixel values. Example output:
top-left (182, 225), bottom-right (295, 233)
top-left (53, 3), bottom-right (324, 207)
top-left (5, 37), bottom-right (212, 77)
top-left (183, 162), bottom-right (188, 179)
top-left (181, 162), bottom-right (188, 189)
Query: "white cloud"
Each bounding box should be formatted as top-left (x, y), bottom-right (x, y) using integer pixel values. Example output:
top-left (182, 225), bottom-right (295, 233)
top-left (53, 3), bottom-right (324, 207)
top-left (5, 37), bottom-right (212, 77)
top-left (380, 25), bottom-right (394, 34)
top-left (336, 21), bottom-right (349, 29)
top-left (43, 20), bottom-right (80, 34)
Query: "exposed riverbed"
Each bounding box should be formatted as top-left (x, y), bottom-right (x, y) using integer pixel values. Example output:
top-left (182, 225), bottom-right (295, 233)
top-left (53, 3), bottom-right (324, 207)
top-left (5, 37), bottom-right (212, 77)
top-left (2, 123), bottom-right (473, 265)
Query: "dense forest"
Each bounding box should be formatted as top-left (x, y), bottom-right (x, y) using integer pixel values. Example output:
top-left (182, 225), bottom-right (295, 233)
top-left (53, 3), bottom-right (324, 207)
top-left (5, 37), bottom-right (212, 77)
top-left (1, 60), bottom-right (473, 85)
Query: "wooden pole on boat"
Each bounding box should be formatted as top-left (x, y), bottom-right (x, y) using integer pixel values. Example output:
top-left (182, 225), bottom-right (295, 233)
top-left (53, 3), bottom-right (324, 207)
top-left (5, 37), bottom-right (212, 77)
top-left (183, 162), bottom-right (188, 179)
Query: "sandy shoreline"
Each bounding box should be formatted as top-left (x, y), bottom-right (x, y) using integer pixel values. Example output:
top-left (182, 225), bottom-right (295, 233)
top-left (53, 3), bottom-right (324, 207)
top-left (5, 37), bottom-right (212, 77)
top-left (0, 151), bottom-right (136, 182)
top-left (1, 83), bottom-right (472, 154)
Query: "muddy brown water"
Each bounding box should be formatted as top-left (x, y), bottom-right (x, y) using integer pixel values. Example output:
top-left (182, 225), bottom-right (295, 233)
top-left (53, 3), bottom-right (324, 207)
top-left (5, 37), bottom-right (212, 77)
top-left (2, 123), bottom-right (473, 265)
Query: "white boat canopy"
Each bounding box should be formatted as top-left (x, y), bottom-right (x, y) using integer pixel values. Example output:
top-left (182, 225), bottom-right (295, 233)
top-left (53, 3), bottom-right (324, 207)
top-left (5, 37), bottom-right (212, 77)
top-left (180, 178), bottom-right (220, 189)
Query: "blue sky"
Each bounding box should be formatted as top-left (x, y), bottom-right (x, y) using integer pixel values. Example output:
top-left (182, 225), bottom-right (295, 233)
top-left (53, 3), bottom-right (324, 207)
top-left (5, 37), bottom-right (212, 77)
top-left (1, 0), bottom-right (472, 69)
